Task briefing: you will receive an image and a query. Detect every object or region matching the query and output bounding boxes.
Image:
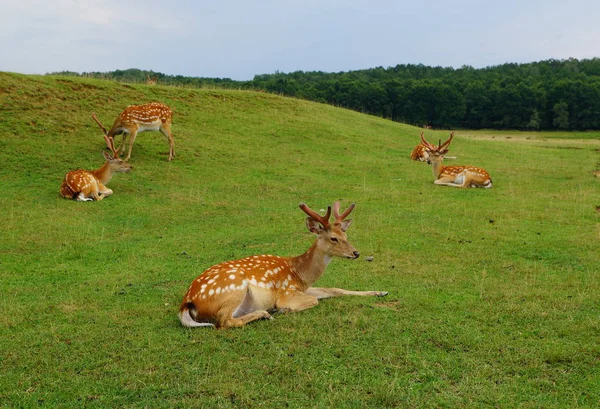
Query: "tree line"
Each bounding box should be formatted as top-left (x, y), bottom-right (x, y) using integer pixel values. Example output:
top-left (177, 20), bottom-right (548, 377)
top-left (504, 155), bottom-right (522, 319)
top-left (51, 58), bottom-right (600, 130)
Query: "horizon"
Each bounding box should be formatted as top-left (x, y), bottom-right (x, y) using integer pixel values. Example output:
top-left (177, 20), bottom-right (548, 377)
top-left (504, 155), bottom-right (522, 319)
top-left (41, 56), bottom-right (600, 81)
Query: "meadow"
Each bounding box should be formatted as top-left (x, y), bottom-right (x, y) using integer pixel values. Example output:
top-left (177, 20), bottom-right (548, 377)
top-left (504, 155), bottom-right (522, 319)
top-left (1, 72), bottom-right (599, 408)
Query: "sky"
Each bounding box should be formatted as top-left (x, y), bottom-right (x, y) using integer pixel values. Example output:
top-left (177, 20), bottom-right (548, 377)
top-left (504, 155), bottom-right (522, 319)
top-left (2, 0), bottom-right (599, 81)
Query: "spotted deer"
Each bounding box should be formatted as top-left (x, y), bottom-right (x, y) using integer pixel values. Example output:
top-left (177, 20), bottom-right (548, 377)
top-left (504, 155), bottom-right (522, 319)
top-left (179, 202), bottom-right (388, 329)
top-left (92, 102), bottom-right (174, 162)
top-left (60, 136), bottom-right (131, 201)
top-left (410, 134), bottom-right (429, 162)
top-left (421, 132), bottom-right (492, 188)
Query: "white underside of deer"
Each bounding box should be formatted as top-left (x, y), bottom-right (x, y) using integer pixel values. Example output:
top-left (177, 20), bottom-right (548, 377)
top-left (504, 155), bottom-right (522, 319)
top-left (179, 202), bottom-right (388, 329)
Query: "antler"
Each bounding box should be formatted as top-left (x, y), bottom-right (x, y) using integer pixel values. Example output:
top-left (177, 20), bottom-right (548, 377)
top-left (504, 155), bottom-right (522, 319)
top-left (299, 203), bottom-right (331, 228)
top-left (439, 131), bottom-right (454, 150)
top-left (103, 134), bottom-right (119, 157)
top-left (420, 132), bottom-right (436, 150)
top-left (94, 114), bottom-right (119, 157)
top-left (91, 113), bottom-right (108, 135)
top-left (421, 131), bottom-right (453, 152)
top-left (333, 201), bottom-right (355, 224)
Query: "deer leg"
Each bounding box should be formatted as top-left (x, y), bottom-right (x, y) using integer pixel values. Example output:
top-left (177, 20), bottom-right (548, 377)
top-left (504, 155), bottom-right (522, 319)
top-left (159, 123), bottom-right (175, 161)
top-left (305, 287), bottom-right (388, 299)
top-left (434, 177), bottom-right (464, 188)
top-left (76, 192), bottom-right (93, 202)
top-left (218, 287), bottom-right (274, 328)
top-left (220, 310), bottom-right (273, 328)
top-left (114, 134), bottom-right (127, 156)
top-left (97, 183), bottom-right (113, 196)
top-left (123, 129), bottom-right (138, 161)
top-left (275, 292), bottom-right (319, 312)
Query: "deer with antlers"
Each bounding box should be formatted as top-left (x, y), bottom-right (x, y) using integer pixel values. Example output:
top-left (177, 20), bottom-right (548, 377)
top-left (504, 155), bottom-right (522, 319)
top-left (179, 202), bottom-right (388, 329)
top-left (60, 136), bottom-right (131, 201)
top-left (146, 74), bottom-right (157, 85)
top-left (420, 132), bottom-right (492, 188)
top-left (410, 136), bottom-right (429, 162)
top-left (92, 102), bottom-right (174, 162)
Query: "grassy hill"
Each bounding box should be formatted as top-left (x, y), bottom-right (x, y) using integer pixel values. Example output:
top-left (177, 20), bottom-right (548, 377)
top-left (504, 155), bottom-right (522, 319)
top-left (1, 72), bottom-right (599, 408)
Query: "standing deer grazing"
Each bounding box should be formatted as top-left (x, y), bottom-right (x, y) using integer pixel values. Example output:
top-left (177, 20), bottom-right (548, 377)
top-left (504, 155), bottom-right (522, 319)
top-left (179, 202), bottom-right (388, 329)
top-left (60, 136), bottom-right (131, 201)
top-left (421, 132), bottom-right (492, 188)
top-left (92, 102), bottom-right (174, 162)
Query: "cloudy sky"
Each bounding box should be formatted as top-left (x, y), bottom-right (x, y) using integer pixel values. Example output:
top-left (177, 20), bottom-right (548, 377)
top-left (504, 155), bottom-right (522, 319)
top-left (2, 0), bottom-right (599, 80)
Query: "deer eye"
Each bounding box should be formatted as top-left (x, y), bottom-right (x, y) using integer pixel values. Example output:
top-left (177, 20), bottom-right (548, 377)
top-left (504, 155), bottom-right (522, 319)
top-left (330, 237), bottom-right (339, 243)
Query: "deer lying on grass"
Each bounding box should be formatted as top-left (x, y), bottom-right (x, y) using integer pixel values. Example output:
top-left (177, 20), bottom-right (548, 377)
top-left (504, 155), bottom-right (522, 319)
top-left (60, 136), bottom-right (131, 201)
top-left (92, 102), bottom-right (174, 162)
top-left (410, 134), bottom-right (429, 162)
top-left (421, 132), bottom-right (492, 188)
top-left (179, 202), bottom-right (388, 329)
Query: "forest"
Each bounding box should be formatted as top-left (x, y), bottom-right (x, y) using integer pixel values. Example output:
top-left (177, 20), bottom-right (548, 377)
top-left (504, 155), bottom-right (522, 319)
top-left (51, 58), bottom-right (600, 131)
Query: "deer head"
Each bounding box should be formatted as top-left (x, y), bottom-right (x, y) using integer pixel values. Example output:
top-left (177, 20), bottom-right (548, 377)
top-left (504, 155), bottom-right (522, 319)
top-left (421, 132), bottom-right (453, 164)
top-left (300, 201), bottom-right (359, 259)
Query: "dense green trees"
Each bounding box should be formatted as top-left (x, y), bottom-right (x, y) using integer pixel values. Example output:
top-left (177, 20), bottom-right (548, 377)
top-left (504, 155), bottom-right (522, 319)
top-left (50, 58), bottom-right (600, 130)
top-left (250, 59), bottom-right (600, 130)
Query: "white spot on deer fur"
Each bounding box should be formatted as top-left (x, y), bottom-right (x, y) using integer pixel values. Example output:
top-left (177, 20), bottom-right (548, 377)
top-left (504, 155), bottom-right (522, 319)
top-left (209, 289), bottom-right (214, 296)
top-left (229, 274), bottom-right (236, 280)
top-left (216, 287), bottom-right (221, 294)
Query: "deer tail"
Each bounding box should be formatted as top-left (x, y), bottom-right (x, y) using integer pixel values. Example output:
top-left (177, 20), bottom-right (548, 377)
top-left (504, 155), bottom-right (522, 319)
top-left (179, 302), bottom-right (215, 328)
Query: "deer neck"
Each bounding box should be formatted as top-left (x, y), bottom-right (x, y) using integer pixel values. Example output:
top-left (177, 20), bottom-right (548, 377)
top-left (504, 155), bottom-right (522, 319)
top-left (288, 240), bottom-right (332, 289)
top-left (91, 161), bottom-right (114, 185)
top-left (432, 160), bottom-right (444, 179)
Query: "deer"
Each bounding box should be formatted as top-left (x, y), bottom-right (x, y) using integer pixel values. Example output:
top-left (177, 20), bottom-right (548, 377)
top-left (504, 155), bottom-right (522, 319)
top-left (60, 136), bottom-right (131, 201)
top-left (146, 74), bottom-right (157, 85)
top-left (179, 202), bottom-right (388, 329)
top-left (421, 132), bottom-right (492, 188)
top-left (92, 102), bottom-right (175, 162)
top-left (410, 135), bottom-right (430, 162)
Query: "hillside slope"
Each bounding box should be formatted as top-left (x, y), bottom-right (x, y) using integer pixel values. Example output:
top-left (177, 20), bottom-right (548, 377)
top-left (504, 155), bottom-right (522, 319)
top-left (1, 72), bottom-right (599, 408)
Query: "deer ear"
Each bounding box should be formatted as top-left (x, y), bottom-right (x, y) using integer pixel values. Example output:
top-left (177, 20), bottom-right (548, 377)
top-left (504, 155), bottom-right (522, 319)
top-left (306, 217), bottom-right (325, 234)
top-left (340, 219), bottom-right (353, 232)
top-left (102, 151), bottom-right (113, 160)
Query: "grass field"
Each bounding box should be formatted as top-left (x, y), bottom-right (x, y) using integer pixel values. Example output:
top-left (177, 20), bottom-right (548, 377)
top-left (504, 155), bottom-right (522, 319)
top-left (1, 72), bottom-right (599, 408)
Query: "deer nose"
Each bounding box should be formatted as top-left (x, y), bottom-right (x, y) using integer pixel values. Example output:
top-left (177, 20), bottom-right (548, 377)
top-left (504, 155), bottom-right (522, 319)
top-left (353, 251), bottom-right (360, 259)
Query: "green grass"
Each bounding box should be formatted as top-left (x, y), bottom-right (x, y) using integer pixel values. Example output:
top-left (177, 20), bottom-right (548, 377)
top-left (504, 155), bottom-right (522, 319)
top-left (1, 72), bottom-right (599, 408)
